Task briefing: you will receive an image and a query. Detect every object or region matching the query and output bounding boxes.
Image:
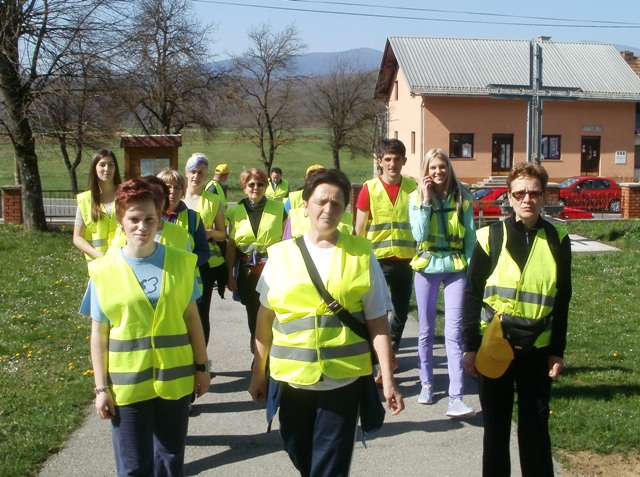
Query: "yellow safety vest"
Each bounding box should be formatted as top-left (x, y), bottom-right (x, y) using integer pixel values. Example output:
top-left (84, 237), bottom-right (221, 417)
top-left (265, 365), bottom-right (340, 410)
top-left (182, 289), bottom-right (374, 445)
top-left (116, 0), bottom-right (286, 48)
top-left (364, 177), bottom-right (417, 259)
top-left (477, 222), bottom-right (568, 348)
top-left (205, 179), bottom-right (227, 207)
top-left (288, 190), bottom-right (304, 210)
top-left (266, 233), bottom-right (373, 385)
top-left (226, 199), bottom-right (284, 255)
top-left (76, 190), bottom-right (118, 261)
top-left (409, 190), bottom-right (469, 272)
top-left (265, 179), bottom-right (290, 201)
top-left (288, 208), bottom-right (354, 238)
top-left (194, 191), bottom-right (224, 267)
top-left (88, 247), bottom-right (197, 405)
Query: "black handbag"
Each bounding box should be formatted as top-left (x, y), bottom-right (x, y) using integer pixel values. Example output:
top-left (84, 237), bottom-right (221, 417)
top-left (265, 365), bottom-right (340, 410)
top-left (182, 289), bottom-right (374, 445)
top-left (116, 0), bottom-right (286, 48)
top-left (294, 236), bottom-right (385, 435)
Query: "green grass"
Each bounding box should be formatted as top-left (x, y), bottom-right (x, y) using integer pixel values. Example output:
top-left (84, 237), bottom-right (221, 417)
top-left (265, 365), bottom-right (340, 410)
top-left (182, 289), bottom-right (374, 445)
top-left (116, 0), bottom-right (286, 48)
top-left (0, 225), bottom-right (91, 477)
top-left (0, 129), bottom-right (375, 202)
top-left (550, 224), bottom-right (640, 454)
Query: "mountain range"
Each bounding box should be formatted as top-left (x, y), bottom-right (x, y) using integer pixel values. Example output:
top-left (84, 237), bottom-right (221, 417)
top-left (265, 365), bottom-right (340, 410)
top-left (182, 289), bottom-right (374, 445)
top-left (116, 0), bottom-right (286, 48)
top-left (214, 43), bottom-right (640, 77)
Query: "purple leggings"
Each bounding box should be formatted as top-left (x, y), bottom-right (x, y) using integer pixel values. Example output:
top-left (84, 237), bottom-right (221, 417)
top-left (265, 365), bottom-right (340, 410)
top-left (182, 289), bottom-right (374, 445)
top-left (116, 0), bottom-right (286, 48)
top-left (414, 270), bottom-right (467, 399)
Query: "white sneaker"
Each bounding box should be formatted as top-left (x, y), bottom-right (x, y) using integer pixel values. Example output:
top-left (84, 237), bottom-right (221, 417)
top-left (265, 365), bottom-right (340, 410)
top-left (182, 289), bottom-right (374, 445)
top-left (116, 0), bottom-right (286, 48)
top-left (417, 384), bottom-right (434, 404)
top-left (446, 398), bottom-right (475, 418)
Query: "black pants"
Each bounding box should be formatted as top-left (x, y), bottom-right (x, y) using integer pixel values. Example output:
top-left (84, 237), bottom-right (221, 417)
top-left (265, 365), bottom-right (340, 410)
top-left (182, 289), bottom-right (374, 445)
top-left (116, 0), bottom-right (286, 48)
top-left (478, 347), bottom-right (554, 477)
top-left (378, 258), bottom-right (413, 352)
top-left (279, 380), bottom-right (360, 477)
top-left (236, 268), bottom-right (261, 353)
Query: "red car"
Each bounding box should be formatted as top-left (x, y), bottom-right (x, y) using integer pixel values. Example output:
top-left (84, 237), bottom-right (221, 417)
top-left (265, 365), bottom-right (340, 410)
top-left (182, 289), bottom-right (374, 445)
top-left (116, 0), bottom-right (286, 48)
top-left (473, 187), bottom-right (594, 220)
top-left (558, 177), bottom-right (621, 212)
top-left (472, 188), bottom-right (509, 217)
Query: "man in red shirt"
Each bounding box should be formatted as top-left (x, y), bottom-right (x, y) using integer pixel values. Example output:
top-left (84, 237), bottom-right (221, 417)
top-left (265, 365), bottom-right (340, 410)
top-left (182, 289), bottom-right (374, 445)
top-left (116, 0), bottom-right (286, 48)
top-left (355, 139), bottom-right (417, 377)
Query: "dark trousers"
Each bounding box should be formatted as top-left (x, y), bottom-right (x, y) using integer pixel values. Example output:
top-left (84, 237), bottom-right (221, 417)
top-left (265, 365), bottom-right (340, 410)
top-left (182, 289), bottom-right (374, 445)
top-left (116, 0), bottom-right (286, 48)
top-left (237, 269), bottom-right (261, 353)
top-left (111, 394), bottom-right (191, 477)
top-left (198, 262), bottom-right (227, 345)
top-left (198, 263), bottom-right (214, 345)
top-left (378, 258), bottom-right (413, 352)
top-left (279, 380), bottom-right (360, 477)
top-left (478, 347), bottom-right (554, 477)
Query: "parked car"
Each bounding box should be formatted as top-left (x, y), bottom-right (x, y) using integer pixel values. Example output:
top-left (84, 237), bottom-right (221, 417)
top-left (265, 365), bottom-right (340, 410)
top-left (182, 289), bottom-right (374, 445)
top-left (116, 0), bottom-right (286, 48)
top-left (472, 188), bottom-right (509, 217)
top-left (558, 177), bottom-right (621, 212)
top-left (473, 187), bottom-right (594, 220)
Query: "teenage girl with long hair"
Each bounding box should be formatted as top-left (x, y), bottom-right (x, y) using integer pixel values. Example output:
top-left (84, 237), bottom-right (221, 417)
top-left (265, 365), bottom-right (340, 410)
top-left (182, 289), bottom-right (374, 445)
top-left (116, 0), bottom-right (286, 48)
top-left (408, 148), bottom-right (476, 418)
top-left (73, 150), bottom-right (122, 261)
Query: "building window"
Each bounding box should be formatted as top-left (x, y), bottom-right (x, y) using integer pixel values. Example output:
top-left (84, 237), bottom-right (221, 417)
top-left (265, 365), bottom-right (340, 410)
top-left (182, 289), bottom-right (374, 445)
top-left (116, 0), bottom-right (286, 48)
top-left (411, 131), bottom-right (416, 154)
top-left (449, 133), bottom-right (474, 158)
top-left (541, 135), bottom-right (561, 160)
top-left (394, 81), bottom-right (398, 101)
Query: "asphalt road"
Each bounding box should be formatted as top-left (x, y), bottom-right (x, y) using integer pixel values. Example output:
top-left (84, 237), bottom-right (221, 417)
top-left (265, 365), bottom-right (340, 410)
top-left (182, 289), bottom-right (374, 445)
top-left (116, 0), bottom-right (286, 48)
top-left (36, 293), bottom-right (572, 477)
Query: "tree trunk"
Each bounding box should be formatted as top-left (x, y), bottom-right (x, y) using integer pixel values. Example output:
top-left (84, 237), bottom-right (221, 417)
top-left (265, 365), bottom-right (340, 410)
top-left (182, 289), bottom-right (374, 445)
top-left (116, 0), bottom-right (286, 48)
top-left (2, 101), bottom-right (48, 231)
top-left (19, 145), bottom-right (48, 231)
top-left (332, 147), bottom-right (341, 171)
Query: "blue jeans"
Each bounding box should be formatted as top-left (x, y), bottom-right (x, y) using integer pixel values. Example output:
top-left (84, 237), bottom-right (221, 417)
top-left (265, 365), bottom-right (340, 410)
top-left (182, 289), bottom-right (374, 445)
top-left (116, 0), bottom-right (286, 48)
top-left (111, 395), bottom-right (191, 477)
top-left (414, 270), bottom-right (466, 399)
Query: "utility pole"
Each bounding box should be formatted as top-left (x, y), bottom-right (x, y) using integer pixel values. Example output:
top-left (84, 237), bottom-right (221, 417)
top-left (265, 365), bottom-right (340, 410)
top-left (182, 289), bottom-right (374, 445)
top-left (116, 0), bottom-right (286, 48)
top-left (490, 37), bottom-right (581, 163)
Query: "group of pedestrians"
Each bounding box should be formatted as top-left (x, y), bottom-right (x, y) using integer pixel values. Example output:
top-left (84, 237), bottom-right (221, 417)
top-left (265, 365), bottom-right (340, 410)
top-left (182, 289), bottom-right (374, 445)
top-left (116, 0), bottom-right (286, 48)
top-left (74, 141), bottom-right (570, 477)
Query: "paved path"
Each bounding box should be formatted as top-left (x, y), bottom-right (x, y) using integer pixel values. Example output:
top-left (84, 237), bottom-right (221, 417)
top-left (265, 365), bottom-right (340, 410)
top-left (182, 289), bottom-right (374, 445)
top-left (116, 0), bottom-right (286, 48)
top-left (39, 294), bottom-right (571, 477)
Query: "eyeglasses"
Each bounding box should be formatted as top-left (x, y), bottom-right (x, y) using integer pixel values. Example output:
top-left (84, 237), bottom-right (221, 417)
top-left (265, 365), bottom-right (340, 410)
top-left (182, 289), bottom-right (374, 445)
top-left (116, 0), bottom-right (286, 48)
top-left (246, 182), bottom-right (265, 188)
top-left (511, 190), bottom-right (543, 201)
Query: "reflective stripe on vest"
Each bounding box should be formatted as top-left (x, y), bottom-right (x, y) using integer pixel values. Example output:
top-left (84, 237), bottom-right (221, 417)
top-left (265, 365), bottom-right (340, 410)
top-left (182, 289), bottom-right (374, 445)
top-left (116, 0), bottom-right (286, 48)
top-left (193, 191), bottom-right (224, 267)
top-left (77, 190), bottom-right (118, 261)
top-left (88, 247), bottom-right (196, 405)
top-left (365, 177), bottom-right (416, 259)
top-left (476, 222), bottom-right (567, 348)
top-left (409, 190), bottom-right (469, 272)
top-left (227, 199), bottom-right (284, 255)
top-left (265, 233), bottom-right (373, 385)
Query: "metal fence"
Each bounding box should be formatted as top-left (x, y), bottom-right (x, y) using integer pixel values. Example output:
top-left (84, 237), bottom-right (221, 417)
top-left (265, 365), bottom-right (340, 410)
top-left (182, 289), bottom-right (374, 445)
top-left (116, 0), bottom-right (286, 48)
top-left (0, 189), bottom-right (77, 223)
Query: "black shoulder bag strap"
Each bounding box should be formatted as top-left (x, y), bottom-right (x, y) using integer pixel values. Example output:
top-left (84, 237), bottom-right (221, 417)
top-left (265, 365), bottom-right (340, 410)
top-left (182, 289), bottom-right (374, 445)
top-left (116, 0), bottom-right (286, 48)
top-left (293, 236), bottom-right (370, 342)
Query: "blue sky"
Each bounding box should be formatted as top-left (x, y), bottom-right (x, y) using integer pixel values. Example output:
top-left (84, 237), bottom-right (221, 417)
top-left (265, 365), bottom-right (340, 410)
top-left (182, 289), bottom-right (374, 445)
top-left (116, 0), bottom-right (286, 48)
top-left (193, 0), bottom-right (640, 58)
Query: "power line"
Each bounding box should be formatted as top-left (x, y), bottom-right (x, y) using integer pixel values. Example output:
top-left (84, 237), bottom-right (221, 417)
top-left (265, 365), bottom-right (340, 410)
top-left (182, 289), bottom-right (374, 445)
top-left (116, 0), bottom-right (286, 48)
top-left (290, 0), bottom-right (640, 27)
top-left (192, 0), bottom-right (640, 29)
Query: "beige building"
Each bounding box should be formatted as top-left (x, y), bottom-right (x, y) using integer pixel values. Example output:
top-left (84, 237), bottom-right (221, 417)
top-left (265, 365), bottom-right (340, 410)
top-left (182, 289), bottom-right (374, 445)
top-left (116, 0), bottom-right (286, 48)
top-left (375, 37), bottom-right (640, 183)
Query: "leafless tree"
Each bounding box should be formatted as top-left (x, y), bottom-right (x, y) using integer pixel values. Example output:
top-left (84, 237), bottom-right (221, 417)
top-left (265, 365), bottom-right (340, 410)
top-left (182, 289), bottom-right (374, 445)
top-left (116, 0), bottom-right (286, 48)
top-left (307, 59), bottom-right (380, 170)
top-left (0, 0), bottom-right (125, 230)
top-left (34, 55), bottom-right (119, 194)
top-left (115, 0), bottom-right (228, 135)
top-left (233, 23), bottom-right (306, 173)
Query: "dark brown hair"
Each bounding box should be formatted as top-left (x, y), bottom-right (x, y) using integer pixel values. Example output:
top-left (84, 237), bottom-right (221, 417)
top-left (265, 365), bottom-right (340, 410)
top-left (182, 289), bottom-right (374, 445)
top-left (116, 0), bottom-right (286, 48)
top-left (88, 150), bottom-right (122, 222)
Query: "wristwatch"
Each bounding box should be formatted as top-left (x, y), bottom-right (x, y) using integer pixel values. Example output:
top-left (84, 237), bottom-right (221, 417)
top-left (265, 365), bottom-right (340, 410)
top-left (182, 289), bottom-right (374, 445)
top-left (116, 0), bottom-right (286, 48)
top-left (195, 361), bottom-right (210, 373)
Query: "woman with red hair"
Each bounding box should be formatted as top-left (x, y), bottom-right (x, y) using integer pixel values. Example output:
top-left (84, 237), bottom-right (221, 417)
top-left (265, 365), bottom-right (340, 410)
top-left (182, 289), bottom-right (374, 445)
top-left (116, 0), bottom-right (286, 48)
top-left (80, 179), bottom-right (210, 476)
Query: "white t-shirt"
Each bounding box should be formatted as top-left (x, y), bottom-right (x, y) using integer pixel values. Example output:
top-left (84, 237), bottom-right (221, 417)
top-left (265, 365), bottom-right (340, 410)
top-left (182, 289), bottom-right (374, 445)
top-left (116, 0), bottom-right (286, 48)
top-left (257, 234), bottom-right (391, 390)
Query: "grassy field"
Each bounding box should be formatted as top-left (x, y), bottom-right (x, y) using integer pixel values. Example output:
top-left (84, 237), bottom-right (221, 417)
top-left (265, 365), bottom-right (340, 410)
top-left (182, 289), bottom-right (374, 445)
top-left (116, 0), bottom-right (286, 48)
top-left (0, 221), bottom-right (639, 475)
top-left (0, 129), bottom-right (376, 201)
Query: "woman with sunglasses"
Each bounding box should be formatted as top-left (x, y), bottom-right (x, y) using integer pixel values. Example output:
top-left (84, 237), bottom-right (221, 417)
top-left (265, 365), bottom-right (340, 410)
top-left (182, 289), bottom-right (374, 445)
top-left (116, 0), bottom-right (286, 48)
top-left (462, 162), bottom-right (572, 476)
top-left (226, 168), bottom-right (286, 354)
